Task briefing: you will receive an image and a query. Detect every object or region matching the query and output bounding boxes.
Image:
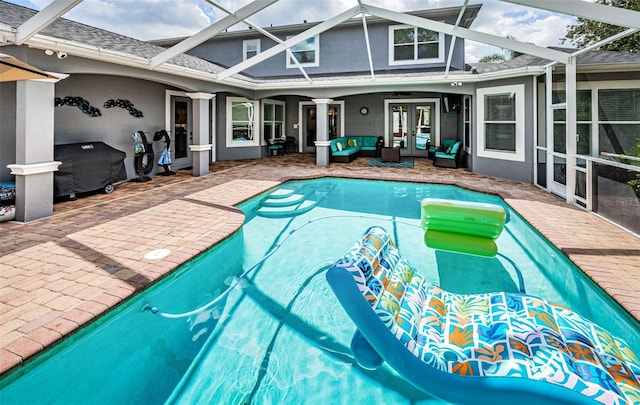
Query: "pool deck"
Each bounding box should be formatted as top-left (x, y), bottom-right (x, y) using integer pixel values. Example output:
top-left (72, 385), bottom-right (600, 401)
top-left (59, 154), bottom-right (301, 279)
top-left (1, 153), bottom-right (639, 376)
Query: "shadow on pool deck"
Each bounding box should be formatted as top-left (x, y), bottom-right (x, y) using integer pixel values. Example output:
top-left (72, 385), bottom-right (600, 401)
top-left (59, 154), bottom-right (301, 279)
top-left (1, 153), bottom-right (639, 376)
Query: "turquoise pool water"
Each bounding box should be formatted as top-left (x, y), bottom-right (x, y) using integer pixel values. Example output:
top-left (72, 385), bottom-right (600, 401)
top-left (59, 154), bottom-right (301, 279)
top-left (1, 178), bottom-right (638, 404)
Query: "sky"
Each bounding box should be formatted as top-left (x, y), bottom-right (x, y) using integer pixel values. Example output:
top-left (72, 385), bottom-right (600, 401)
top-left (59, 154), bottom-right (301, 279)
top-left (5, 0), bottom-right (580, 62)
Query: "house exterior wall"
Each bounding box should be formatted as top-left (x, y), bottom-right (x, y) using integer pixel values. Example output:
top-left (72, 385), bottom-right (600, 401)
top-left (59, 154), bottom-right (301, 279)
top-left (215, 93), bottom-right (263, 161)
top-left (473, 76), bottom-right (536, 183)
top-left (187, 22), bottom-right (465, 78)
top-left (53, 74), bottom-right (177, 179)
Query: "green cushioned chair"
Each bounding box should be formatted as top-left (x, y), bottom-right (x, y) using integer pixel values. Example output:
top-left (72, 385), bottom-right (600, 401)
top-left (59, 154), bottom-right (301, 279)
top-left (433, 140), bottom-right (462, 168)
top-left (428, 138), bottom-right (457, 159)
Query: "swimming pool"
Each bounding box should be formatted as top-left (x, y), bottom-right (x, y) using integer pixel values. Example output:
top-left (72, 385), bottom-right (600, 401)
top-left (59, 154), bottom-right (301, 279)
top-left (1, 178), bottom-right (638, 403)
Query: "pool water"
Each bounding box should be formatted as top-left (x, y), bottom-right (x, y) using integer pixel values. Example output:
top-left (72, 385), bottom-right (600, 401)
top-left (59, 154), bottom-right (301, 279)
top-left (1, 178), bottom-right (638, 404)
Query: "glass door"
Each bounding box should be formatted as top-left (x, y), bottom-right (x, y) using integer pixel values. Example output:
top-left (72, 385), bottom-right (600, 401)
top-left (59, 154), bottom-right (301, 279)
top-left (302, 104), bottom-right (341, 153)
top-left (171, 97), bottom-right (192, 168)
top-left (550, 90), bottom-right (592, 197)
top-left (390, 102), bottom-right (434, 157)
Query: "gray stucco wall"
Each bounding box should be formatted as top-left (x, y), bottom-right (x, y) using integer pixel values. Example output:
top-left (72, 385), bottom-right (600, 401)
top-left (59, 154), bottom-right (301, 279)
top-left (188, 22), bottom-right (465, 78)
top-left (215, 93), bottom-right (264, 161)
top-left (54, 75), bottom-right (176, 178)
top-left (0, 83), bottom-right (17, 183)
top-left (472, 77), bottom-right (536, 183)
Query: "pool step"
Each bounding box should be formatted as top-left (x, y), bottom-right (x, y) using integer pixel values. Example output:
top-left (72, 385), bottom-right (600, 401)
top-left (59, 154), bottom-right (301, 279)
top-left (256, 200), bottom-right (317, 218)
top-left (266, 188), bottom-right (296, 199)
top-left (262, 193), bottom-right (306, 207)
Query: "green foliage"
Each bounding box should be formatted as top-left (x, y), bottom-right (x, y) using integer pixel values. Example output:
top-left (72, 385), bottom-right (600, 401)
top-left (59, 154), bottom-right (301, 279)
top-left (563, 0), bottom-right (640, 53)
top-left (478, 36), bottom-right (523, 63)
top-left (479, 53), bottom-right (507, 63)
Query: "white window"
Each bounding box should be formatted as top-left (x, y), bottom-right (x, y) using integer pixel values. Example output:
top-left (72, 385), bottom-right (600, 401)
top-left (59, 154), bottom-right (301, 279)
top-left (286, 35), bottom-right (319, 68)
top-left (389, 25), bottom-right (444, 66)
top-left (263, 100), bottom-right (285, 141)
top-left (226, 97), bottom-right (260, 147)
top-left (477, 84), bottom-right (525, 161)
top-left (243, 39), bottom-right (260, 61)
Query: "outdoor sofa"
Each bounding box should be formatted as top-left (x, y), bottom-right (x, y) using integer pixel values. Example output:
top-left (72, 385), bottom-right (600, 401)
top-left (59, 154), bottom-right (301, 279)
top-left (329, 136), bottom-right (380, 163)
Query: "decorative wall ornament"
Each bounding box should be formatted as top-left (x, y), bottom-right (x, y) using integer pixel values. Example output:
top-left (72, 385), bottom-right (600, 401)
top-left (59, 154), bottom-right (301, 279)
top-left (54, 96), bottom-right (102, 117)
top-left (359, 106), bottom-right (369, 116)
top-left (104, 99), bottom-right (143, 118)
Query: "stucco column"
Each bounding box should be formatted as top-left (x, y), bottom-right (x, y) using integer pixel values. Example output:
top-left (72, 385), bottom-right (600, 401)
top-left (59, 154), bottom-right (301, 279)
top-left (8, 78), bottom-right (62, 222)
top-left (313, 98), bottom-right (333, 166)
top-left (186, 92), bottom-right (215, 177)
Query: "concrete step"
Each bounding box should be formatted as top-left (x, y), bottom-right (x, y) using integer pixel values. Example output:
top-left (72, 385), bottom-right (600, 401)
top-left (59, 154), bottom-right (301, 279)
top-left (256, 200), bottom-right (317, 218)
top-left (262, 193), bottom-right (306, 207)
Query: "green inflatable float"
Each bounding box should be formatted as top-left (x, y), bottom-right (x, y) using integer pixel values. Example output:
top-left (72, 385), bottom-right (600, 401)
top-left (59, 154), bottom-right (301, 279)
top-left (420, 198), bottom-right (506, 257)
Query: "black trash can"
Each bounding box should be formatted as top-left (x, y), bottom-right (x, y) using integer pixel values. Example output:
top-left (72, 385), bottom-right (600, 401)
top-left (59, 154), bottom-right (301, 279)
top-left (54, 142), bottom-right (127, 199)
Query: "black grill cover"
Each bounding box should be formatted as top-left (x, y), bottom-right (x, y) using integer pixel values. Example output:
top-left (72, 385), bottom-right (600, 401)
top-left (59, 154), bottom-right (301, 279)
top-left (54, 142), bottom-right (127, 197)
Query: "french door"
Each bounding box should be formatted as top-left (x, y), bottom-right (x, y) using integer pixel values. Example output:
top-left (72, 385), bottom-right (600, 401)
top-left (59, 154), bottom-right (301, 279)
top-left (388, 101), bottom-right (437, 157)
top-left (300, 102), bottom-right (342, 153)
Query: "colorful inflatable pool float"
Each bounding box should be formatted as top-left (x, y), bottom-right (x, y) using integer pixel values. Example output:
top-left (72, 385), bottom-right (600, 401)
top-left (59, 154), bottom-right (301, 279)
top-left (326, 226), bottom-right (640, 404)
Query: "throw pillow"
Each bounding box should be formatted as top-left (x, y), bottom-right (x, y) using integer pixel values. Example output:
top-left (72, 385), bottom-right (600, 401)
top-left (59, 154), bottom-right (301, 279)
top-left (337, 142), bottom-right (344, 151)
top-left (347, 139), bottom-right (355, 147)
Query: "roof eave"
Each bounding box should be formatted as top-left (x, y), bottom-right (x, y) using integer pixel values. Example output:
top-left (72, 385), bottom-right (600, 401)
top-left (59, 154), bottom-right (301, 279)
top-left (252, 66), bottom-right (546, 91)
top-left (12, 33), bottom-right (264, 89)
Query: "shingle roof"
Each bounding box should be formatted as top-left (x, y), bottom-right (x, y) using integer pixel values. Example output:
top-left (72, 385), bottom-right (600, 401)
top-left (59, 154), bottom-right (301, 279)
top-left (0, 1), bottom-right (231, 77)
top-left (472, 47), bottom-right (640, 74)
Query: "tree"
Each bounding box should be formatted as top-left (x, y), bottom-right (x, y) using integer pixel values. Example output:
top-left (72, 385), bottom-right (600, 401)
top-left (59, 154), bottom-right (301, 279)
top-left (562, 0), bottom-right (640, 53)
top-left (478, 36), bottom-right (523, 63)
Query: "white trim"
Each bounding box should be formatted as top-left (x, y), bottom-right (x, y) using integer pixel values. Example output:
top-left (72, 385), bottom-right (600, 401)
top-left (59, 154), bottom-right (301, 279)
top-left (165, 89), bottom-right (187, 133)
top-left (286, 35), bottom-right (320, 68)
top-left (388, 24), bottom-right (444, 66)
top-left (552, 79), bottom-right (640, 91)
top-left (383, 98), bottom-right (441, 148)
top-left (476, 84), bottom-right (525, 162)
top-left (185, 92), bottom-right (215, 100)
top-left (8, 161), bottom-right (61, 175)
top-left (226, 97), bottom-right (260, 148)
top-left (189, 144), bottom-right (213, 152)
top-left (262, 98), bottom-right (286, 142)
top-left (243, 39), bottom-right (261, 61)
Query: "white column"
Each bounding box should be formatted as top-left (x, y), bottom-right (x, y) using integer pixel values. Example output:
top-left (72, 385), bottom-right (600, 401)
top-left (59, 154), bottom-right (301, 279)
top-left (8, 77), bottom-right (62, 222)
top-left (565, 57), bottom-right (577, 205)
top-left (545, 65), bottom-right (554, 193)
top-left (186, 92), bottom-right (215, 177)
top-left (313, 98), bottom-right (333, 166)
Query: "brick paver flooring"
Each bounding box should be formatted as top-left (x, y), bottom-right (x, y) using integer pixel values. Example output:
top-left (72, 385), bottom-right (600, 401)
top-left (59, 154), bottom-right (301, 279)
top-left (1, 154), bottom-right (639, 376)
